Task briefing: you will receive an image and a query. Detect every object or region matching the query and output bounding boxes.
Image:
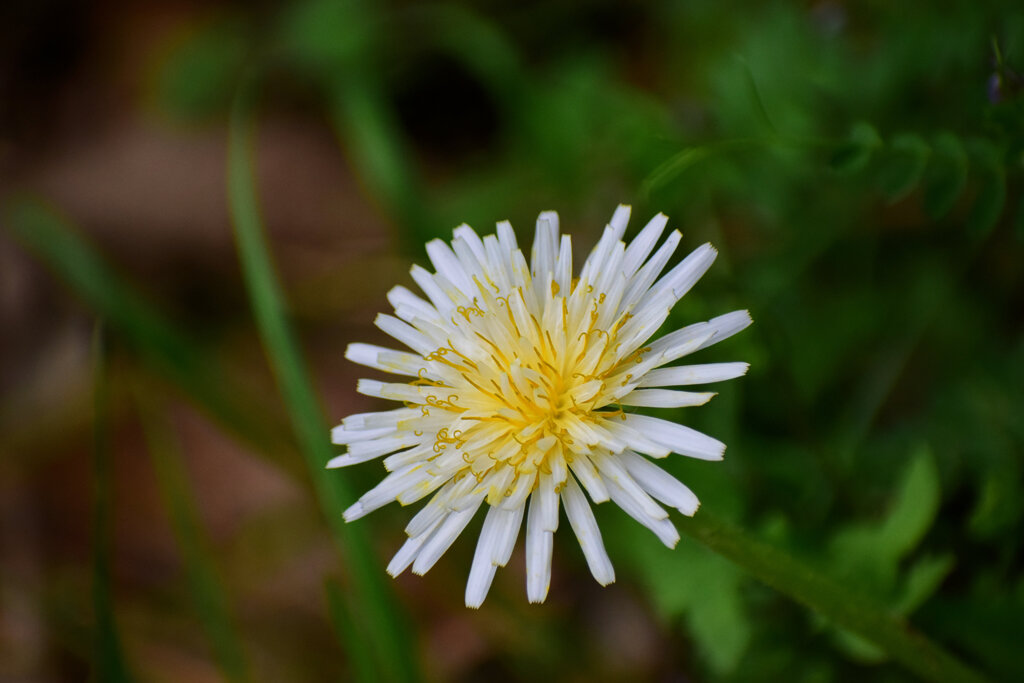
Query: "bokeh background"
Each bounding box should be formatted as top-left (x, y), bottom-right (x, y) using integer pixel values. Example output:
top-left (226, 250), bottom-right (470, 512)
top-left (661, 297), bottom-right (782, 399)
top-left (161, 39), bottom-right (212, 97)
top-left (2, 0), bottom-right (1023, 681)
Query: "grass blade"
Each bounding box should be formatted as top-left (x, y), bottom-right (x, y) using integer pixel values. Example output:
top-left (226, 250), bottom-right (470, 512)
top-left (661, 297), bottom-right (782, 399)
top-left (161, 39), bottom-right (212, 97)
top-left (91, 323), bottom-right (132, 682)
top-left (678, 510), bottom-right (990, 683)
top-left (227, 77), bottom-right (420, 683)
top-left (325, 580), bottom-right (378, 683)
top-left (138, 396), bottom-right (249, 682)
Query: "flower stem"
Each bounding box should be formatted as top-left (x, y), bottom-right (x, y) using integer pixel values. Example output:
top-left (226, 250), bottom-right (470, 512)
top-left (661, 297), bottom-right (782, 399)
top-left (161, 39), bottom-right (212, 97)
top-left (678, 510), bottom-right (989, 683)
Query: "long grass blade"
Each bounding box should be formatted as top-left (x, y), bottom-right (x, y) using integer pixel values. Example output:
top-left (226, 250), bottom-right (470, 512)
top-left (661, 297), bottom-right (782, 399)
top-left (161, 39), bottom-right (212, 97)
top-left (138, 396), bottom-right (249, 683)
top-left (227, 77), bottom-right (420, 683)
top-left (91, 323), bottom-right (132, 682)
top-left (325, 580), bottom-right (378, 683)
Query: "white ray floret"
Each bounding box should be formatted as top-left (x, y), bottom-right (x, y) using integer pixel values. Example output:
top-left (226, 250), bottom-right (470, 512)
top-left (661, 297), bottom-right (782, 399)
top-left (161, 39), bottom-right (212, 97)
top-left (328, 205), bottom-right (751, 607)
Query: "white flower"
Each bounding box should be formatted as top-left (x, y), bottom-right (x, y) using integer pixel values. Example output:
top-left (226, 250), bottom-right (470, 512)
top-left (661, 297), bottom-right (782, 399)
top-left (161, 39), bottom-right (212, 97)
top-left (329, 205), bottom-right (751, 607)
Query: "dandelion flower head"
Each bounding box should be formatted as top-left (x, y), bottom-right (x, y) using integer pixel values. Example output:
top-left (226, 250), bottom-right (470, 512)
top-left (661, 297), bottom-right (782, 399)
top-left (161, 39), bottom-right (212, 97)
top-left (329, 205), bottom-right (751, 607)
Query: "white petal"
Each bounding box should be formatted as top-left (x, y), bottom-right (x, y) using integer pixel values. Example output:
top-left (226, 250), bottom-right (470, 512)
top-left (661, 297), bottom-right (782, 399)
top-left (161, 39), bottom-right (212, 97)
top-left (622, 213), bottom-right (668, 277)
top-left (327, 448), bottom-right (395, 469)
top-left (526, 490), bottom-right (554, 603)
top-left (491, 504), bottom-right (526, 567)
top-left (465, 555), bottom-right (498, 609)
top-left (499, 470), bottom-right (536, 510)
top-left (639, 362), bottom-right (750, 387)
top-left (622, 414), bottom-right (725, 461)
top-left (412, 496), bottom-right (483, 575)
top-left (554, 235), bottom-right (573, 295)
top-left (346, 434), bottom-right (420, 460)
top-left (345, 343), bottom-right (387, 372)
top-left (355, 379), bottom-right (422, 404)
top-left (620, 451), bottom-right (700, 516)
top-left (386, 286), bottom-right (440, 323)
top-left (601, 420), bottom-right (672, 459)
top-left (330, 424), bottom-right (396, 446)
top-left (568, 454), bottom-right (610, 503)
top-left (592, 242), bottom-right (626, 296)
top-left (561, 476), bottom-right (615, 585)
top-left (619, 230), bottom-right (681, 310)
top-left (345, 464), bottom-right (431, 520)
top-left (465, 505), bottom-right (508, 608)
top-left (375, 314), bottom-right (436, 356)
top-left (410, 264), bottom-right (457, 315)
top-left (426, 238), bottom-right (474, 295)
top-left (342, 408), bottom-right (418, 430)
top-left (452, 224), bottom-right (487, 265)
top-left (405, 494), bottom-right (449, 538)
top-left (531, 211), bottom-right (559, 280)
top-left (649, 310), bottom-right (753, 363)
top-left (605, 478), bottom-right (679, 548)
top-left (618, 389), bottom-right (716, 408)
top-left (387, 515), bottom-right (444, 577)
top-left (652, 242), bottom-right (717, 303)
top-left (383, 443), bottom-right (433, 472)
top-left (580, 226), bottom-right (623, 285)
top-left (591, 453), bottom-right (668, 521)
top-left (483, 234), bottom-right (512, 293)
top-left (395, 469), bottom-right (448, 506)
top-left (536, 471), bottom-right (560, 533)
top-left (496, 219), bottom-right (518, 254)
top-left (608, 204), bottom-right (631, 240)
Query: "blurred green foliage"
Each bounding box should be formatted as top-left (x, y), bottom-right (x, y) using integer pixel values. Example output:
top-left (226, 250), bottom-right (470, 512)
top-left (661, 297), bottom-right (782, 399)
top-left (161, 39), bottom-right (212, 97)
top-left (7, 0), bottom-right (1024, 681)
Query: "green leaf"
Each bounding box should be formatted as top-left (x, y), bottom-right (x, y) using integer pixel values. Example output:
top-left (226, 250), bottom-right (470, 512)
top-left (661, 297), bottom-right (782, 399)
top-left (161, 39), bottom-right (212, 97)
top-left (876, 445), bottom-right (941, 561)
top-left (878, 133), bottom-right (930, 201)
top-left (923, 132), bottom-right (969, 219)
top-left (827, 446), bottom-right (941, 594)
top-left (968, 464), bottom-right (1024, 540)
top-left (279, 0), bottom-right (370, 75)
top-left (833, 629), bottom-right (886, 664)
top-left (138, 398), bottom-right (249, 683)
top-left (619, 526), bottom-right (751, 675)
top-left (895, 555), bottom-right (955, 614)
top-left (829, 121), bottom-right (882, 174)
top-left (966, 140), bottom-right (1007, 238)
top-left (227, 78), bottom-right (420, 683)
top-left (674, 544), bottom-right (751, 675)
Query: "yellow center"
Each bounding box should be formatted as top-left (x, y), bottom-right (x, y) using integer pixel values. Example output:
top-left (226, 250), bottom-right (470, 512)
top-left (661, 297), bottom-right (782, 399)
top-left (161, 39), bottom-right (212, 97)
top-left (411, 279), bottom-right (652, 497)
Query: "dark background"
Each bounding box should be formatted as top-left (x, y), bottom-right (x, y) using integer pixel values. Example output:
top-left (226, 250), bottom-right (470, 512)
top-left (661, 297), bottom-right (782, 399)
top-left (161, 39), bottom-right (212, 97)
top-left (2, 1), bottom-right (1023, 681)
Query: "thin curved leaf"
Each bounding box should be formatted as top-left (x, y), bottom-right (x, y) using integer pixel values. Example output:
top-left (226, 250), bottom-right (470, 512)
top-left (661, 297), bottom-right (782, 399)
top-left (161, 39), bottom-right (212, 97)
top-left (830, 121), bottom-right (882, 175)
top-left (879, 133), bottom-right (930, 202)
top-left (966, 140), bottom-right (1007, 238)
top-left (923, 132), bottom-right (969, 219)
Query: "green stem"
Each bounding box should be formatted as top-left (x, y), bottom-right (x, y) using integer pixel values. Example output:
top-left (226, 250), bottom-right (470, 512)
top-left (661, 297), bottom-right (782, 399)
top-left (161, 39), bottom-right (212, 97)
top-left (678, 510), bottom-right (990, 683)
top-left (227, 76), bottom-right (420, 683)
top-left (325, 580), bottom-right (379, 683)
top-left (91, 323), bottom-right (132, 682)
